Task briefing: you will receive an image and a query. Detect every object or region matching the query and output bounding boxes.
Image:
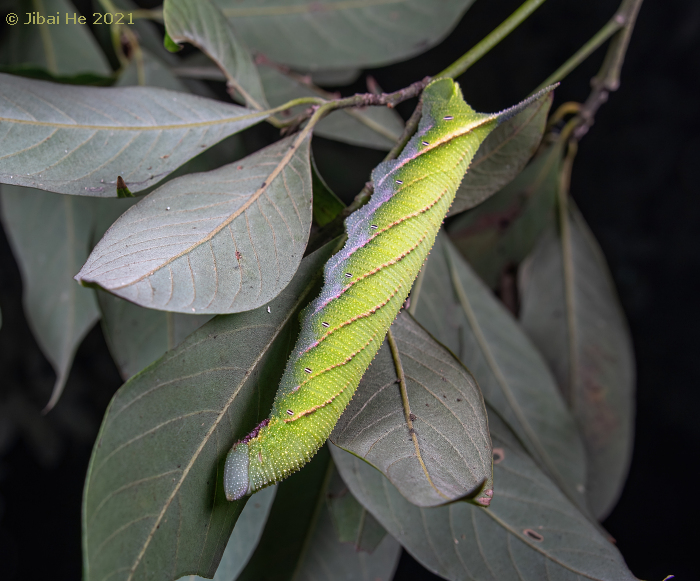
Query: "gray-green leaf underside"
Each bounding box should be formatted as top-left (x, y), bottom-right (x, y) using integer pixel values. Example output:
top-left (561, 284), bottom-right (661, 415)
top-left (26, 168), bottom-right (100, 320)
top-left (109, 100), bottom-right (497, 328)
top-left (0, 0), bottom-right (111, 77)
top-left (0, 73), bottom-right (267, 196)
top-left (449, 91), bottom-right (552, 216)
top-left (76, 134), bottom-right (313, 314)
top-left (326, 467), bottom-right (388, 553)
top-left (331, 410), bottom-right (637, 581)
top-left (237, 449), bottom-right (400, 581)
top-left (519, 206), bottom-right (635, 520)
top-left (410, 233), bottom-right (589, 513)
top-left (0, 186), bottom-right (101, 410)
top-left (82, 243), bottom-right (334, 581)
top-left (98, 291), bottom-right (212, 379)
top-left (179, 485), bottom-right (277, 581)
top-left (213, 0), bottom-right (477, 71)
top-left (164, 0), bottom-right (268, 110)
top-left (331, 311), bottom-right (492, 508)
top-left (116, 49), bottom-right (191, 93)
top-left (448, 142), bottom-right (563, 288)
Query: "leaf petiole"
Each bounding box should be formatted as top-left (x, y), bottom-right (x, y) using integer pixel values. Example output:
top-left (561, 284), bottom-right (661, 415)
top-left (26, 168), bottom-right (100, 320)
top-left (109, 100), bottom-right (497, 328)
top-left (436, 0), bottom-right (549, 80)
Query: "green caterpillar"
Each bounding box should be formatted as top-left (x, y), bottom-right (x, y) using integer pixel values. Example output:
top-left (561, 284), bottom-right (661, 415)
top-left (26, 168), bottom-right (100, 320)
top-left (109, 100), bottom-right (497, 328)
top-left (224, 78), bottom-right (551, 500)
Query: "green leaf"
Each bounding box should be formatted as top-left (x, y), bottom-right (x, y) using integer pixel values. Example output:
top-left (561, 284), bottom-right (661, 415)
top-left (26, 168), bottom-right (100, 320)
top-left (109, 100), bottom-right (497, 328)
top-left (164, 0), bottom-right (268, 110)
top-left (311, 153), bottom-right (345, 227)
top-left (98, 291), bottom-right (212, 380)
top-left (448, 142), bottom-right (563, 288)
top-left (237, 449), bottom-right (401, 581)
top-left (331, 312), bottom-right (492, 508)
top-left (519, 205), bottom-right (635, 520)
top-left (0, 186), bottom-right (104, 411)
top-left (0, 73), bottom-right (268, 196)
top-left (212, 0), bottom-right (477, 70)
top-left (82, 242), bottom-right (335, 581)
top-left (331, 411), bottom-right (637, 581)
top-left (449, 91), bottom-right (553, 216)
top-left (258, 64), bottom-right (404, 150)
top-left (0, 0), bottom-right (111, 77)
top-left (410, 233), bottom-right (589, 513)
top-left (179, 486), bottom-right (277, 581)
top-left (326, 469), bottom-right (387, 553)
top-left (77, 133), bottom-right (313, 314)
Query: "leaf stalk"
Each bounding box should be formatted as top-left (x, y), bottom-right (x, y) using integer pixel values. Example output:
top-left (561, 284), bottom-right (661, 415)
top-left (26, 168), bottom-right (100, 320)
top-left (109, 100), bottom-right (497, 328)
top-left (436, 0), bottom-right (549, 80)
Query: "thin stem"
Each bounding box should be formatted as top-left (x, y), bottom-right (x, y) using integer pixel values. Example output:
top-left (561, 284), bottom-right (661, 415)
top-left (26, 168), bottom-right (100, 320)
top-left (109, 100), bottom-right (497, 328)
top-left (576, 0), bottom-right (644, 137)
top-left (593, 0), bottom-right (644, 92)
top-left (534, 18), bottom-right (623, 93)
top-left (436, 0), bottom-right (548, 79)
top-left (266, 97), bottom-right (326, 115)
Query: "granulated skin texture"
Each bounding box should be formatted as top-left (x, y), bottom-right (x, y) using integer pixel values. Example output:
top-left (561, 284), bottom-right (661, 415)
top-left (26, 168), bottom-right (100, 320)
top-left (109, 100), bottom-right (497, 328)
top-left (224, 78), bottom-right (550, 501)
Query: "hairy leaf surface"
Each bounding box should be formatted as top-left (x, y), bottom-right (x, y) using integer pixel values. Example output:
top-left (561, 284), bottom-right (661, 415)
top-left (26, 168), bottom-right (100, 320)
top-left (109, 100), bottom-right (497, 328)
top-left (449, 142), bottom-right (563, 288)
top-left (77, 134), bottom-right (313, 314)
top-left (331, 412), bottom-right (637, 581)
top-left (213, 0), bottom-right (477, 70)
top-left (410, 233), bottom-right (589, 512)
top-left (82, 243), bottom-right (334, 581)
top-left (331, 312), bottom-right (492, 508)
top-left (164, 0), bottom-right (268, 110)
top-left (519, 205), bottom-right (635, 519)
top-left (449, 91), bottom-right (552, 216)
top-left (0, 73), bottom-right (268, 196)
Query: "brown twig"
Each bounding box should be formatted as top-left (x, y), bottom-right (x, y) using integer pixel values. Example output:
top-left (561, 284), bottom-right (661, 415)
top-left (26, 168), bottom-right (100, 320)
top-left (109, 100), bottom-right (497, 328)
top-left (574, 0), bottom-right (644, 139)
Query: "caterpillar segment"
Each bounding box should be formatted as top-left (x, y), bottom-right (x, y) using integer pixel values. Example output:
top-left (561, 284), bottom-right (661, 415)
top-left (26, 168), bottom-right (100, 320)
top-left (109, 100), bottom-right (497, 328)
top-left (224, 78), bottom-right (553, 501)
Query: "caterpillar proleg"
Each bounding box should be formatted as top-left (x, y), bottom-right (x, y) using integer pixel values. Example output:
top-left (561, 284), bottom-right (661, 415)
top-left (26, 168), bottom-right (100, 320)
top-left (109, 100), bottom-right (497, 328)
top-left (224, 78), bottom-right (554, 501)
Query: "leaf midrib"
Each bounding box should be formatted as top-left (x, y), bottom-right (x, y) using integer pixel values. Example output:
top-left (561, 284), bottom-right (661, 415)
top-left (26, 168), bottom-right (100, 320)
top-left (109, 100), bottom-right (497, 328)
top-left (386, 327), bottom-right (450, 501)
top-left (443, 243), bottom-right (567, 491)
top-left (103, 134), bottom-right (310, 291)
top-left (0, 111), bottom-right (266, 131)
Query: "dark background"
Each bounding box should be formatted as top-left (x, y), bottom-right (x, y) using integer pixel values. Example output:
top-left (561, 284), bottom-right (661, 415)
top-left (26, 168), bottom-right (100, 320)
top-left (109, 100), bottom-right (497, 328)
top-left (0, 0), bottom-right (698, 579)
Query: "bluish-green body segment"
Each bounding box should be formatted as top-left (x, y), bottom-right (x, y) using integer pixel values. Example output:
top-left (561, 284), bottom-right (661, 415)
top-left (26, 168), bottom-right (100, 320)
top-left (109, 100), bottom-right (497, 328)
top-left (224, 78), bottom-right (549, 500)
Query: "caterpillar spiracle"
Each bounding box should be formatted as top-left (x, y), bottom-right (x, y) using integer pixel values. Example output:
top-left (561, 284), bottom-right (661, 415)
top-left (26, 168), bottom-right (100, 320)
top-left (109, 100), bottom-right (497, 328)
top-left (224, 78), bottom-right (553, 501)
